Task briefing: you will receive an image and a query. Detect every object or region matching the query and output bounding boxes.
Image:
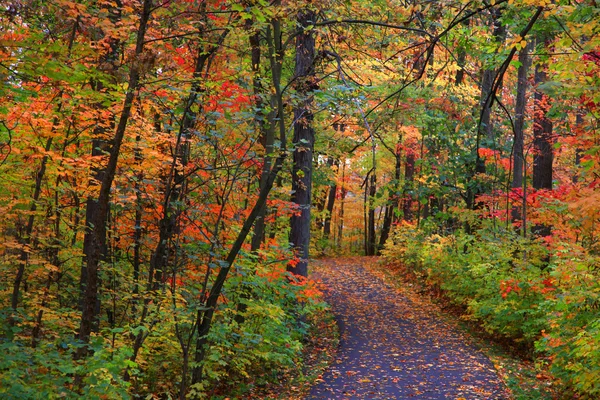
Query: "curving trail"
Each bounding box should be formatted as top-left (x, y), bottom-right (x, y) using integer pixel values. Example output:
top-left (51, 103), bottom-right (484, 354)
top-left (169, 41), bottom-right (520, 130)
top-left (307, 257), bottom-right (509, 400)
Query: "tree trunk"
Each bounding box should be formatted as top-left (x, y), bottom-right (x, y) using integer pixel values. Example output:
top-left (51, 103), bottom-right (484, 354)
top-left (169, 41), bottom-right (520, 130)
top-left (366, 173), bottom-right (377, 255)
top-left (323, 158), bottom-right (338, 238)
top-left (77, 0), bottom-right (153, 355)
top-left (378, 147), bottom-right (402, 252)
top-left (250, 26), bottom-right (275, 252)
top-left (532, 61), bottom-right (553, 244)
top-left (190, 152), bottom-right (287, 388)
top-left (573, 112), bottom-right (584, 183)
top-left (288, 9), bottom-right (317, 277)
top-left (190, 11), bottom-right (289, 386)
top-left (12, 136), bottom-right (53, 313)
top-left (128, 10), bottom-right (230, 382)
top-left (79, 1), bottom-right (123, 327)
top-left (403, 151), bottom-right (415, 221)
top-left (337, 161), bottom-right (346, 250)
top-left (511, 42), bottom-right (532, 223)
top-left (470, 9), bottom-right (505, 209)
top-left (532, 64), bottom-right (553, 191)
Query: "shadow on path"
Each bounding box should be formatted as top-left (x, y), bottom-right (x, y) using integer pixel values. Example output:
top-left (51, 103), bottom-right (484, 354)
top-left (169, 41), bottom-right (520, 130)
top-left (307, 257), bottom-right (509, 399)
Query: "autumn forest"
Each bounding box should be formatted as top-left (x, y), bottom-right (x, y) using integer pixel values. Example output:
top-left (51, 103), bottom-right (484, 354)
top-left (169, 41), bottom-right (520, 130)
top-left (1, 0), bottom-right (599, 398)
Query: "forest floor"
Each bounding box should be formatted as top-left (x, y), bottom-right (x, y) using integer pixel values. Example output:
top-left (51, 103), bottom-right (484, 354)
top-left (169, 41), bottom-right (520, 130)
top-left (306, 257), bottom-right (512, 400)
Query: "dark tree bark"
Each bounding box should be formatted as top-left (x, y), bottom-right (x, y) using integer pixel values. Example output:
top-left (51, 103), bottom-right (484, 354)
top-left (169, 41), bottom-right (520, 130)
top-left (337, 161), bottom-right (347, 250)
top-left (531, 61), bottom-right (554, 243)
top-left (573, 112), bottom-right (584, 184)
top-left (532, 64), bottom-right (554, 191)
top-left (288, 9), bottom-right (317, 277)
top-left (79, 2), bottom-right (123, 326)
top-left (469, 8), bottom-right (506, 210)
top-left (511, 42), bottom-right (532, 224)
top-left (128, 9), bottom-right (230, 386)
top-left (250, 26), bottom-right (276, 252)
top-left (77, 0), bottom-right (153, 355)
top-left (366, 172), bottom-right (377, 256)
top-left (455, 48), bottom-right (466, 85)
top-left (529, 55), bottom-right (554, 267)
top-left (378, 144), bottom-right (402, 252)
top-left (403, 150), bottom-right (416, 221)
top-left (478, 10), bottom-right (506, 145)
top-left (323, 158), bottom-right (338, 238)
top-left (454, 19), bottom-right (470, 86)
top-left (313, 186), bottom-right (328, 231)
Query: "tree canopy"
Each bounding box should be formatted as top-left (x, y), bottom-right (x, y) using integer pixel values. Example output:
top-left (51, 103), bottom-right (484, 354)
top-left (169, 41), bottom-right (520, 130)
top-left (1, 0), bottom-right (599, 397)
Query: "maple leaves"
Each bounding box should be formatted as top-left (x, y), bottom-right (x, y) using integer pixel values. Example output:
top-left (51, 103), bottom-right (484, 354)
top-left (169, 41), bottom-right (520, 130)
top-left (1, 0), bottom-right (600, 396)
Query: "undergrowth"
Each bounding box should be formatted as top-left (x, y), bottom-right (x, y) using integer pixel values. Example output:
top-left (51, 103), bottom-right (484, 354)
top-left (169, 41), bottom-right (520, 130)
top-left (381, 219), bottom-right (600, 399)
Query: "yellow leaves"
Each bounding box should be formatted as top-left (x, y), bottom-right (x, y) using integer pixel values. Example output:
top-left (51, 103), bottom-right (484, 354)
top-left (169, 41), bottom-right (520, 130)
top-left (55, 0), bottom-right (83, 18)
top-left (507, 0), bottom-right (552, 6)
top-left (508, 35), bottom-right (528, 51)
top-left (400, 125), bottom-right (421, 141)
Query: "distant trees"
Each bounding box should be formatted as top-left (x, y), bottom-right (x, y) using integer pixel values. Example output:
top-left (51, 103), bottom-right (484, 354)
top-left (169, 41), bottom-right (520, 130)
top-left (1, 0), bottom-right (600, 397)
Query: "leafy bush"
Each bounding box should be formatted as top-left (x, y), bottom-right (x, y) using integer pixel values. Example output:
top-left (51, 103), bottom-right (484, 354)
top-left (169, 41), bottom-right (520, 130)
top-left (536, 246), bottom-right (600, 397)
top-left (0, 333), bottom-right (133, 400)
top-left (0, 252), bottom-right (325, 399)
top-left (186, 254), bottom-right (326, 398)
top-left (383, 220), bottom-right (600, 396)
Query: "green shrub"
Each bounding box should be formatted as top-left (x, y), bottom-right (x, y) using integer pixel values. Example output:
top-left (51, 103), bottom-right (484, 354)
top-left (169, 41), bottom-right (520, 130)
top-left (383, 220), bottom-right (600, 397)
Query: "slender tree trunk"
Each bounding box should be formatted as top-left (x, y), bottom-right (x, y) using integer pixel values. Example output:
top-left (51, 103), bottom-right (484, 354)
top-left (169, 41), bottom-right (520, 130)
top-left (573, 112), bottom-right (584, 183)
top-left (12, 136), bottom-right (53, 313)
top-left (532, 64), bottom-right (554, 191)
top-left (323, 158), bottom-right (338, 238)
top-left (337, 161), bottom-right (346, 251)
top-left (403, 151), bottom-right (415, 221)
top-left (379, 147), bottom-right (402, 252)
top-left (511, 42), bottom-right (532, 223)
top-left (288, 9), bottom-right (317, 277)
top-left (77, 0), bottom-right (153, 354)
top-left (366, 173), bottom-right (377, 255)
top-left (249, 25), bottom-right (276, 252)
top-left (190, 11), bottom-right (289, 387)
top-left (314, 187), bottom-right (328, 231)
top-left (79, 2), bottom-right (123, 328)
top-left (147, 20), bottom-right (229, 291)
top-left (532, 61), bottom-right (554, 244)
top-left (363, 174), bottom-right (369, 255)
top-left (190, 153), bottom-right (287, 389)
top-left (128, 13), bottom-right (230, 383)
top-left (470, 9), bottom-right (506, 209)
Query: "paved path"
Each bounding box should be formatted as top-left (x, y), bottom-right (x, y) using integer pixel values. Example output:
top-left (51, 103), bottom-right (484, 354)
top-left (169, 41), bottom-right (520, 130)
top-left (307, 257), bottom-right (509, 399)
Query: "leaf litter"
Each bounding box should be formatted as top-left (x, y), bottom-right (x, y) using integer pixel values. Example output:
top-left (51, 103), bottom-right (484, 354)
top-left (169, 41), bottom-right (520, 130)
top-left (307, 257), bottom-right (510, 399)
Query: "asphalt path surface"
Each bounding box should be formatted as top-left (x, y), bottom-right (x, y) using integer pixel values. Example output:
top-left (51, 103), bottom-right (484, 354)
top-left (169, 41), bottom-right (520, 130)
top-left (307, 257), bottom-right (509, 400)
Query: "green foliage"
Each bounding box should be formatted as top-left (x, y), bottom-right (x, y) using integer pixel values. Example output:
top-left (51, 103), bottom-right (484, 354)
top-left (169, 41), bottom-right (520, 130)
top-left (0, 333), bottom-right (133, 400)
top-left (536, 248), bottom-right (600, 397)
top-left (196, 255), bottom-right (324, 397)
top-left (383, 220), bottom-right (600, 397)
top-left (384, 222), bottom-right (548, 345)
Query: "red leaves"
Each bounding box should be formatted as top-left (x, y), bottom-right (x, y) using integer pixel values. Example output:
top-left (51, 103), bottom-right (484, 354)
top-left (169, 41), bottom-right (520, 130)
top-left (206, 81), bottom-right (251, 113)
top-left (582, 51), bottom-right (600, 65)
top-left (500, 276), bottom-right (556, 299)
top-left (500, 279), bottom-right (521, 299)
